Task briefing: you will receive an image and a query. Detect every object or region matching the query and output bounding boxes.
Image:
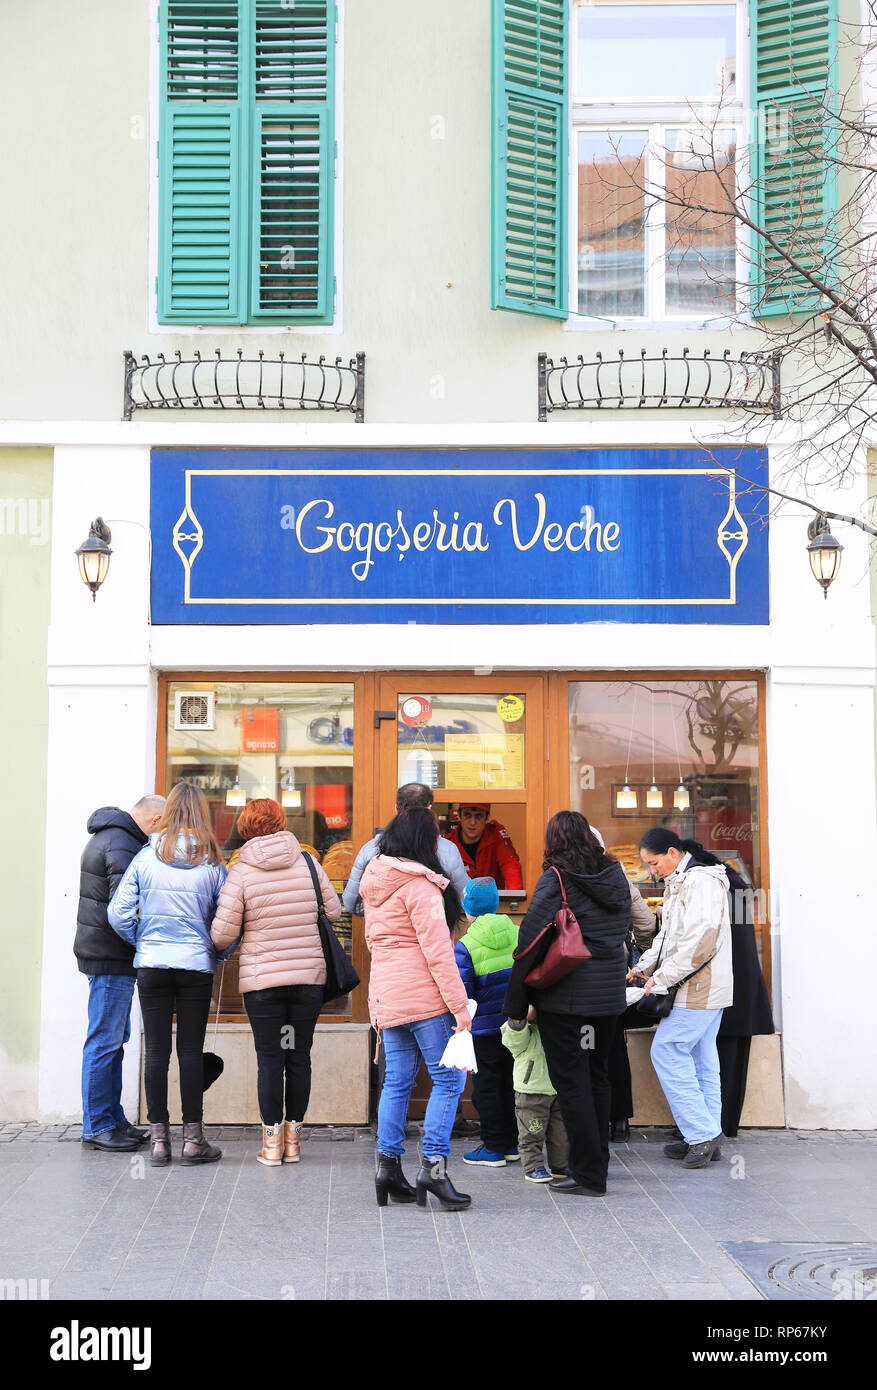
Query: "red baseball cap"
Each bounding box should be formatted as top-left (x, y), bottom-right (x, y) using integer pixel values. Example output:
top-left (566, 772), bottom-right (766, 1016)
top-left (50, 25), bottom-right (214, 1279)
top-left (459, 803), bottom-right (490, 814)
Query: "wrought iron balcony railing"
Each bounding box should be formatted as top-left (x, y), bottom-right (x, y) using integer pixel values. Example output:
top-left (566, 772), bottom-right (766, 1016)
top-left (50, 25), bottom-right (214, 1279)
top-left (123, 349), bottom-right (365, 422)
top-left (538, 349), bottom-right (781, 421)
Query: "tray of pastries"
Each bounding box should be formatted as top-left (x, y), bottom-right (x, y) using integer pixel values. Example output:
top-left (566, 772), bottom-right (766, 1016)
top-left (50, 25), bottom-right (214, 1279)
top-left (609, 842), bottom-right (652, 883)
top-left (322, 840), bottom-right (354, 880)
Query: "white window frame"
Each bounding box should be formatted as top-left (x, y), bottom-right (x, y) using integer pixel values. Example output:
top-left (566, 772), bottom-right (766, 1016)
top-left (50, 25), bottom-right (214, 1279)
top-left (566, 0), bottom-right (750, 332)
top-left (147, 0), bottom-right (345, 335)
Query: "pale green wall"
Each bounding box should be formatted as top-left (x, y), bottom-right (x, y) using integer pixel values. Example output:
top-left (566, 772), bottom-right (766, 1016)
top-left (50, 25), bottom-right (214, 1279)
top-left (0, 0), bottom-right (811, 423)
top-left (0, 451), bottom-right (51, 1105)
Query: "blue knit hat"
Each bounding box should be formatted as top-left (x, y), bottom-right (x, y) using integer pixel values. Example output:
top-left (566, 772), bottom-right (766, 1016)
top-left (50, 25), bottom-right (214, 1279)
top-left (463, 877), bottom-right (499, 916)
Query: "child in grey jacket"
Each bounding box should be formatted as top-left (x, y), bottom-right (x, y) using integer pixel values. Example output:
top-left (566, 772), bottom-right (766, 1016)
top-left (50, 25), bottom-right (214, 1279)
top-left (501, 1006), bottom-right (569, 1183)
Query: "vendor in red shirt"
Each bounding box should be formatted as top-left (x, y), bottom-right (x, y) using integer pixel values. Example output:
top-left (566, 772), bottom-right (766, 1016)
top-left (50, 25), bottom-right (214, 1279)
top-left (444, 803), bottom-right (524, 890)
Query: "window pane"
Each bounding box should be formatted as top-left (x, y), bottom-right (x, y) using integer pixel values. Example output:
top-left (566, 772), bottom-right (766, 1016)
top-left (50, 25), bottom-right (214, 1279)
top-left (578, 5), bottom-right (737, 102)
top-left (578, 131), bottom-right (647, 317)
top-left (166, 680), bottom-right (355, 1015)
top-left (396, 692), bottom-right (526, 792)
top-left (665, 128), bottom-right (736, 315)
top-left (567, 677), bottom-right (764, 961)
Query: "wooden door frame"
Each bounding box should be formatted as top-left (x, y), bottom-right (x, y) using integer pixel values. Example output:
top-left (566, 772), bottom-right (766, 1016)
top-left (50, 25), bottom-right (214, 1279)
top-left (375, 672), bottom-right (547, 903)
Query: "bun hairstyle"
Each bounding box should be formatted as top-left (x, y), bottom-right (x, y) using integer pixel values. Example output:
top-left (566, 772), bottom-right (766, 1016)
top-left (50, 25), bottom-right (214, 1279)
top-left (238, 798), bottom-right (286, 841)
top-left (638, 827), bottom-right (721, 867)
top-left (378, 806), bottom-right (463, 930)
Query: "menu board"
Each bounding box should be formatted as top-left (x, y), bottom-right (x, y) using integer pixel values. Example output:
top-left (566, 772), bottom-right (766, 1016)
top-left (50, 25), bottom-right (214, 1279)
top-left (445, 732), bottom-right (525, 790)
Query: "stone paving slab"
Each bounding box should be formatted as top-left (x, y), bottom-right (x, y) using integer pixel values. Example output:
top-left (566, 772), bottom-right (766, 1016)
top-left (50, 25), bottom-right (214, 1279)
top-left (0, 1129), bottom-right (874, 1301)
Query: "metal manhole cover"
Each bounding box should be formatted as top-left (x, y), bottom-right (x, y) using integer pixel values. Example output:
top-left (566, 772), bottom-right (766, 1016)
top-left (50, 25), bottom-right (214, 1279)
top-left (723, 1243), bottom-right (877, 1301)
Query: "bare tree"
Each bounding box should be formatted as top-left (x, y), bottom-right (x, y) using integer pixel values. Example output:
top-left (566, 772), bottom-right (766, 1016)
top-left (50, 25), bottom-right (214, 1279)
top-left (581, 4), bottom-right (877, 543)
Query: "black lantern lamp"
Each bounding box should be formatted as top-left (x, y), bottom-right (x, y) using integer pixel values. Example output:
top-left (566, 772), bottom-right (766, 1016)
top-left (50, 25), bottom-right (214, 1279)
top-left (806, 515), bottom-right (843, 598)
top-left (76, 518), bottom-right (113, 601)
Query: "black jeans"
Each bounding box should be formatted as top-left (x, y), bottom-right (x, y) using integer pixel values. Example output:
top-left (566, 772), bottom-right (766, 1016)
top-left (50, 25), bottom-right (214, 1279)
top-left (537, 1011), bottom-right (617, 1192)
top-left (472, 1033), bottom-right (518, 1152)
top-left (136, 968), bottom-right (214, 1124)
top-left (244, 984), bottom-right (324, 1124)
top-left (608, 1003), bottom-right (658, 1121)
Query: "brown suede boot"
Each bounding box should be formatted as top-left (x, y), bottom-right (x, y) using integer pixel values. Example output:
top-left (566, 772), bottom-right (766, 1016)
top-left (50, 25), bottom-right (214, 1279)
top-left (256, 1123), bottom-right (284, 1167)
top-left (180, 1121), bottom-right (222, 1166)
top-left (283, 1121), bottom-right (303, 1163)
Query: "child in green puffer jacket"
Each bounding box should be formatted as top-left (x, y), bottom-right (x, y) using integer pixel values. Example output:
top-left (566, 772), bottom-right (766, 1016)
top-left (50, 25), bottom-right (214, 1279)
top-left (501, 1006), bottom-right (569, 1183)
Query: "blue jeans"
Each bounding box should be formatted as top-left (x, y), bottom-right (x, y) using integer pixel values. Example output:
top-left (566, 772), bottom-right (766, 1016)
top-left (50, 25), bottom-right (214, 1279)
top-left (81, 974), bottom-right (136, 1138)
top-left (377, 1013), bottom-right (466, 1160)
top-left (650, 1006), bottom-right (723, 1145)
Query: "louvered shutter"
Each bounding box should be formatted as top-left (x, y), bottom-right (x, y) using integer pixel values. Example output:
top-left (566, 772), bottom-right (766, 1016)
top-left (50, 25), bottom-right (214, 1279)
top-left (248, 1), bottom-right (333, 321)
top-left (491, 0), bottom-right (568, 318)
top-left (751, 0), bottom-right (838, 317)
top-left (159, 2), bottom-right (244, 322)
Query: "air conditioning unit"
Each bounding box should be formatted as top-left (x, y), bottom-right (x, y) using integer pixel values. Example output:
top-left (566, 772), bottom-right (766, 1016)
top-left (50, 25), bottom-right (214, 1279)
top-left (174, 691), bottom-right (216, 732)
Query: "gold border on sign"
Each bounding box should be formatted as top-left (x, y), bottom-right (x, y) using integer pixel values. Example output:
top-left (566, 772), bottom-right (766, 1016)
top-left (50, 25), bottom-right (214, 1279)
top-left (171, 468), bottom-right (750, 607)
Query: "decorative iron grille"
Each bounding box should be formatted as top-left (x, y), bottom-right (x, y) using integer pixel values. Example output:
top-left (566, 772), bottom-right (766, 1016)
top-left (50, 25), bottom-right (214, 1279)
top-left (538, 349), bottom-right (781, 421)
top-left (123, 349), bottom-right (365, 422)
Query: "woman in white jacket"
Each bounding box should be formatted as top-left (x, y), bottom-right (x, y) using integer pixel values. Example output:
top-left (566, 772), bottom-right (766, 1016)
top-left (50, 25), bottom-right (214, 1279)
top-left (629, 829), bottom-right (733, 1169)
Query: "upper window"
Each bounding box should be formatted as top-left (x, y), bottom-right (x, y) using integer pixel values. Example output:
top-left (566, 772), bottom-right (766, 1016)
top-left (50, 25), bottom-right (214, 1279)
top-left (573, 1), bottom-right (742, 324)
top-left (158, 0), bottom-right (336, 325)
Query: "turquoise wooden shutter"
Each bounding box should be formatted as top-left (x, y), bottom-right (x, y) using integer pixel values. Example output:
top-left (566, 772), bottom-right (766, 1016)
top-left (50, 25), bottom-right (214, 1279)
top-left (751, 0), bottom-right (838, 317)
top-left (159, 1), bottom-right (244, 322)
top-left (248, 0), bottom-right (334, 322)
top-left (491, 0), bottom-right (568, 318)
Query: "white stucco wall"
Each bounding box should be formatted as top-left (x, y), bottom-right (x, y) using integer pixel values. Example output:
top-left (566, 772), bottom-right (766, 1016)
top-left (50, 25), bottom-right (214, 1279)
top-left (30, 424), bottom-right (877, 1128)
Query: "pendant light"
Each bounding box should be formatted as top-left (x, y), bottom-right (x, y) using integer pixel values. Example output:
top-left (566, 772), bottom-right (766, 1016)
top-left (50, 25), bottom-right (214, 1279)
top-left (645, 691), bottom-right (663, 809)
top-left (616, 689), bottom-right (638, 810)
top-left (281, 769), bottom-right (302, 809)
top-left (670, 690), bottom-right (690, 811)
top-left (226, 779), bottom-right (246, 807)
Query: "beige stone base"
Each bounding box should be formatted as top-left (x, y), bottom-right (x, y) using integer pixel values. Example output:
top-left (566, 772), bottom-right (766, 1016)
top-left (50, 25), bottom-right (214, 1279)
top-left (139, 1025), bottom-right (784, 1129)
top-left (629, 1031), bottom-right (785, 1127)
top-left (139, 1023), bottom-right (371, 1125)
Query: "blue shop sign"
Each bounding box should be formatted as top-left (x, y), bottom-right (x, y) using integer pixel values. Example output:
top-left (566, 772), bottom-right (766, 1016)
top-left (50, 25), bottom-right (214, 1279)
top-left (150, 447), bottom-right (768, 625)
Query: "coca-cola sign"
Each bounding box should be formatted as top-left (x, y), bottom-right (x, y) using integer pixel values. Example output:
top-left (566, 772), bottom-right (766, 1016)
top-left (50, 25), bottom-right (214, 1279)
top-left (710, 822), bottom-right (753, 844)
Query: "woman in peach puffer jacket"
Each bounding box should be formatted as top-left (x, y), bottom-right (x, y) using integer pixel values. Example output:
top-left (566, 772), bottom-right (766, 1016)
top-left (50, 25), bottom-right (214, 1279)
top-left (360, 804), bottom-right (472, 1212)
top-left (210, 798), bottom-right (341, 1167)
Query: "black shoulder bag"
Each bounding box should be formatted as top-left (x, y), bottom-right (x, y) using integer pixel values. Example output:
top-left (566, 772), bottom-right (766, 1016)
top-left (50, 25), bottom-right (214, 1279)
top-left (635, 931), bottom-right (715, 1020)
top-left (303, 852), bottom-right (361, 1005)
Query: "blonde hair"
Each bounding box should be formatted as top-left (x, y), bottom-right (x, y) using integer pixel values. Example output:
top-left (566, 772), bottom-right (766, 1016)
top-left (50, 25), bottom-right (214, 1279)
top-left (156, 782), bottom-right (222, 866)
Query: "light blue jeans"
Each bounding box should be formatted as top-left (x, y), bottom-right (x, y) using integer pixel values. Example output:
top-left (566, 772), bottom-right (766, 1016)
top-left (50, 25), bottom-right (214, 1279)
top-left (650, 1006), bottom-right (723, 1145)
top-left (377, 1013), bottom-right (466, 1160)
top-left (82, 974), bottom-right (136, 1138)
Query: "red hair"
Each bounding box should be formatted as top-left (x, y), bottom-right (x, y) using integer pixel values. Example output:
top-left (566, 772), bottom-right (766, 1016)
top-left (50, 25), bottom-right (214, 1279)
top-left (238, 798), bottom-right (286, 841)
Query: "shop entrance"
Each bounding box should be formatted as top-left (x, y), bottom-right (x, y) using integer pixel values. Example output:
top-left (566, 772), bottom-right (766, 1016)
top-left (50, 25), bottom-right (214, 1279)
top-left (374, 675), bottom-right (546, 1118)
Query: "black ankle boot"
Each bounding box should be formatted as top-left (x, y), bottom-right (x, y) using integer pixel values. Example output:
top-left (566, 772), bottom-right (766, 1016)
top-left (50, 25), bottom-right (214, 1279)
top-left (375, 1152), bottom-right (416, 1206)
top-left (415, 1155), bottom-right (471, 1211)
top-left (610, 1119), bottom-right (630, 1142)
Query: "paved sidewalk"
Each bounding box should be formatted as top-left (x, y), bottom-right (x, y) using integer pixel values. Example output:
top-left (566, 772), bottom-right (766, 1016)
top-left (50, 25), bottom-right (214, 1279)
top-left (1, 1125), bottom-right (875, 1301)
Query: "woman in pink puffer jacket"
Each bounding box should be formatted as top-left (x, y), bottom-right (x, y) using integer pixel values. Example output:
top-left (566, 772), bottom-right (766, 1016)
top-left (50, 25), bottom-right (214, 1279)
top-left (211, 798), bottom-right (341, 1168)
top-left (360, 805), bottom-right (472, 1212)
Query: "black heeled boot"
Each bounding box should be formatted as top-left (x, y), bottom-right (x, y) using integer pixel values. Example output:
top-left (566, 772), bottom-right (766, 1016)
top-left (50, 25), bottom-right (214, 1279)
top-left (375, 1153), bottom-right (417, 1206)
top-left (415, 1155), bottom-right (471, 1211)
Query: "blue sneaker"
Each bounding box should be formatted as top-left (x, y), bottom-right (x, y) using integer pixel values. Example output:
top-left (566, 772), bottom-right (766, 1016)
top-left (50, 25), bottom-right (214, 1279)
top-left (524, 1165), bottom-right (553, 1183)
top-left (462, 1145), bottom-right (507, 1167)
top-left (504, 1146), bottom-right (520, 1162)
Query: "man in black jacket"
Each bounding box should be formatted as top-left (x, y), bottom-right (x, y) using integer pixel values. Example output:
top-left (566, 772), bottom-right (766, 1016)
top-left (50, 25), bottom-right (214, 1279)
top-left (75, 796), bottom-right (165, 1152)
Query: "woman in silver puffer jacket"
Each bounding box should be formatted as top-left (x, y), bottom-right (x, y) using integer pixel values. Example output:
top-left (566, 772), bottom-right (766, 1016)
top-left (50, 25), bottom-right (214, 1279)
top-left (109, 781), bottom-right (226, 1167)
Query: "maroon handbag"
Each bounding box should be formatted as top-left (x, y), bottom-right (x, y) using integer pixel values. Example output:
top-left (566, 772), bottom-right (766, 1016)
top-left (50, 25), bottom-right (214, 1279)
top-left (513, 867), bottom-right (591, 989)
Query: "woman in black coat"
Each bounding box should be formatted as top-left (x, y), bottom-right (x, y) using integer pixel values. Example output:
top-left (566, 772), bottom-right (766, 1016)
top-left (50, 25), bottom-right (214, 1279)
top-left (504, 812), bottom-right (631, 1196)
top-left (717, 864), bottom-right (774, 1136)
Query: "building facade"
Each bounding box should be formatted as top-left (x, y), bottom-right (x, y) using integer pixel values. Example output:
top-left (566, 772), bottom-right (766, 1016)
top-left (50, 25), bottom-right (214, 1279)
top-left (1, 0), bottom-right (875, 1128)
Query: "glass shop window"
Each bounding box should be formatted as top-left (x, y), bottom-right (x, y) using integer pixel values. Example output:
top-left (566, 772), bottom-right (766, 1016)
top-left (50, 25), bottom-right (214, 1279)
top-left (166, 680), bottom-right (355, 1015)
top-left (568, 677), bottom-right (765, 964)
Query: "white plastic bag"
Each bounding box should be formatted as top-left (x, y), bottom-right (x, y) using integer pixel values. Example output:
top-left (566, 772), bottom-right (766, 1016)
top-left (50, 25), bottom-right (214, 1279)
top-left (439, 999), bottom-right (478, 1072)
